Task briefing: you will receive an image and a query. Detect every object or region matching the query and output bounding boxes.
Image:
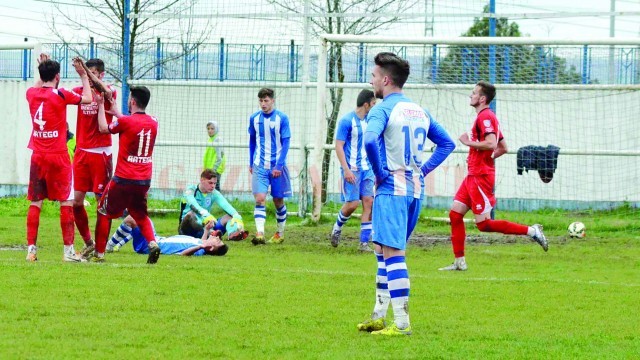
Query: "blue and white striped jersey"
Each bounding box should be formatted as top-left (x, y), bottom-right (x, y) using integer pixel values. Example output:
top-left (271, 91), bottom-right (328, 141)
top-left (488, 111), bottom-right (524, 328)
top-left (335, 110), bottom-right (370, 171)
top-left (366, 93), bottom-right (431, 199)
top-left (248, 109), bottom-right (291, 169)
top-left (156, 235), bottom-right (205, 256)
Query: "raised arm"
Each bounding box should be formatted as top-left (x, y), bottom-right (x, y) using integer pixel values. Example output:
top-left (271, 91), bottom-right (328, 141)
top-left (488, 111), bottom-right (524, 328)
top-left (33, 53), bottom-right (49, 88)
top-left (72, 57), bottom-right (93, 104)
top-left (94, 92), bottom-right (111, 134)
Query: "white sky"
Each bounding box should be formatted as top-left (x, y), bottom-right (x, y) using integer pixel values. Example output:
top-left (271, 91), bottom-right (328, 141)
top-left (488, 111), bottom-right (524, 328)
top-left (0, 0), bottom-right (639, 45)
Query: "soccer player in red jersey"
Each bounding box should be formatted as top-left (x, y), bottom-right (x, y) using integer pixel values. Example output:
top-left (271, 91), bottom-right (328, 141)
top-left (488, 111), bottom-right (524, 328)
top-left (93, 86), bottom-right (160, 264)
top-left (71, 58), bottom-right (118, 259)
top-left (440, 81), bottom-right (549, 271)
top-left (25, 54), bottom-right (93, 262)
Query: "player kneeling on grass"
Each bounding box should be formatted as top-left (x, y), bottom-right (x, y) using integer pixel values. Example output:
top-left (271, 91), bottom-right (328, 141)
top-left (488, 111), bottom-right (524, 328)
top-left (92, 87), bottom-right (161, 264)
top-left (178, 169), bottom-right (248, 241)
top-left (107, 215), bottom-right (228, 256)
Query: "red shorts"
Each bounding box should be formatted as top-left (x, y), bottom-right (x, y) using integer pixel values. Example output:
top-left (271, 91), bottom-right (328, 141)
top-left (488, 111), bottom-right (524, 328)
top-left (73, 150), bottom-right (113, 194)
top-left (454, 174), bottom-right (496, 215)
top-left (98, 179), bottom-right (150, 220)
top-left (28, 152), bottom-right (73, 202)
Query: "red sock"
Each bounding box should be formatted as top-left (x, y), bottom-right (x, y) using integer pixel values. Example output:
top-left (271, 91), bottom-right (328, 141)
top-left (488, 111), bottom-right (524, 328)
top-left (94, 214), bottom-right (111, 254)
top-left (60, 206), bottom-right (75, 246)
top-left (449, 210), bottom-right (466, 258)
top-left (136, 216), bottom-right (156, 243)
top-left (73, 205), bottom-right (92, 243)
top-left (476, 219), bottom-right (528, 235)
top-left (26, 205), bottom-right (41, 246)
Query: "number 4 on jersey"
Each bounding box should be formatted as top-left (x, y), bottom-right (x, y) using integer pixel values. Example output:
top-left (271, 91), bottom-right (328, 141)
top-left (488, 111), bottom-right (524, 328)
top-left (33, 102), bottom-right (46, 130)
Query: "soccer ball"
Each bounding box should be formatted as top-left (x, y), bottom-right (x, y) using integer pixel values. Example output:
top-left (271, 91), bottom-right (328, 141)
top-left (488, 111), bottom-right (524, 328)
top-left (568, 221), bottom-right (586, 238)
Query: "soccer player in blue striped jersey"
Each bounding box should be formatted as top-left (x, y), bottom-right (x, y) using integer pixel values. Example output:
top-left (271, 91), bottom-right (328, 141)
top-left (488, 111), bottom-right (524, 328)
top-left (107, 216), bottom-right (228, 256)
top-left (248, 88), bottom-right (292, 245)
top-left (358, 52), bottom-right (456, 336)
top-left (330, 89), bottom-right (377, 251)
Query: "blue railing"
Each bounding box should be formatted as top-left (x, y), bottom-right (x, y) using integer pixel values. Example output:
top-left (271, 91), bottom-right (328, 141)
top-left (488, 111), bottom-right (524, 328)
top-left (1, 41), bottom-right (639, 85)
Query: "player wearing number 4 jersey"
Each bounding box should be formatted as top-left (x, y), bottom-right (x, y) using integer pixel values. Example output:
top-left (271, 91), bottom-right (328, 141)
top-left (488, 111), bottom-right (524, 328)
top-left (440, 81), bottom-right (549, 272)
top-left (358, 52), bottom-right (455, 336)
top-left (93, 86), bottom-right (161, 264)
top-left (72, 58), bottom-right (117, 259)
top-left (25, 54), bottom-right (93, 263)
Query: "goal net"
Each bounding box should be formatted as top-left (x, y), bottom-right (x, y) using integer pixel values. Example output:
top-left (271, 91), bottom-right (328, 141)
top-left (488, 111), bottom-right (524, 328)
top-left (311, 35), bottom-right (640, 227)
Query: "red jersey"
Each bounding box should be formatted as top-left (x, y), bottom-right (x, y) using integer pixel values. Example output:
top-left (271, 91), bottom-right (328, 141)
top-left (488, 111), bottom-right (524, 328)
top-left (73, 85), bottom-right (117, 149)
top-left (109, 113), bottom-right (158, 181)
top-left (26, 86), bottom-right (82, 153)
top-left (466, 108), bottom-right (503, 175)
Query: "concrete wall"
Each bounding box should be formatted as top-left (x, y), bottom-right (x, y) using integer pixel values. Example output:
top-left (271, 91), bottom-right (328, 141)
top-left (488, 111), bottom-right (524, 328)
top-left (2, 80), bottom-right (638, 209)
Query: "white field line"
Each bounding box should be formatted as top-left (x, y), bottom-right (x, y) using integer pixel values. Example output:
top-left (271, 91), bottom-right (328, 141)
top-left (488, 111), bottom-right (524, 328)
top-left (0, 257), bottom-right (637, 288)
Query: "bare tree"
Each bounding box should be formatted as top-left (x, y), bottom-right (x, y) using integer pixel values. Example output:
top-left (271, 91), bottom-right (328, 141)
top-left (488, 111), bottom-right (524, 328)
top-left (47, 0), bottom-right (213, 81)
top-left (268, 0), bottom-right (419, 203)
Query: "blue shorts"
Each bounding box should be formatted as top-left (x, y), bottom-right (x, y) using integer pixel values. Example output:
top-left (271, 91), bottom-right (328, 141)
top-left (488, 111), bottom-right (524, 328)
top-left (340, 169), bottom-right (374, 202)
top-left (251, 165), bottom-right (292, 198)
top-left (372, 194), bottom-right (421, 251)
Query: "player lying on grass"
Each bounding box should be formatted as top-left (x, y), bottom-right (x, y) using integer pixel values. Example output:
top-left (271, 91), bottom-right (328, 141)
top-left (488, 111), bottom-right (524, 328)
top-left (107, 215), bottom-right (228, 256)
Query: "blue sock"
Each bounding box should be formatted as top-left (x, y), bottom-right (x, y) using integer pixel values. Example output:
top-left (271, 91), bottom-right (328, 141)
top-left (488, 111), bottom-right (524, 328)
top-left (333, 210), bottom-right (350, 232)
top-left (385, 255), bottom-right (410, 329)
top-left (360, 221), bottom-right (372, 243)
top-left (108, 222), bottom-right (132, 248)
top-left (276, 205), bottom-right (287, 235)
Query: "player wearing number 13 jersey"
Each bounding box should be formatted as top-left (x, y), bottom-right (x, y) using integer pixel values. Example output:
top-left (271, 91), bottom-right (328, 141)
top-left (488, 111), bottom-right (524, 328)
top-left (359, 52), bottom-right (455, 336)
top-left (93, 86), bottom-right (161, 264)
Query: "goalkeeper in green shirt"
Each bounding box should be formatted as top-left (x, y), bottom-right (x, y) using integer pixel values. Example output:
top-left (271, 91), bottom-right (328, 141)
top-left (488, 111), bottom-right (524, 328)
top-left (203, 121), bottom-right (226, 191)
top-left (179, 169), bottom-right (248, 241)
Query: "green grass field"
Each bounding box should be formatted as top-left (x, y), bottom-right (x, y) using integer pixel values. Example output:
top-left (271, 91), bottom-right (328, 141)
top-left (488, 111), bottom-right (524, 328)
top-left (0, 197), bottom-right (638, 359)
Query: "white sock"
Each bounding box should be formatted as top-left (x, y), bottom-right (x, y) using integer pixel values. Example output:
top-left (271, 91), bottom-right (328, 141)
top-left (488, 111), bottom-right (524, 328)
top-left (254, 205), bottom-right (266, 234)
top-left (527, 226), bottom-right (536, 237)
top-left (372, 253), bottom-right (390, 319)
top-left (63, 245), bottom-right (75, 255)
top-left (276, 205), bottom-right (287, 236)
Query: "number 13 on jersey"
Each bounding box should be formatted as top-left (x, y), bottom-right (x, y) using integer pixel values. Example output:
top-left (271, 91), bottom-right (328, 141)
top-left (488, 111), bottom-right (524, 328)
top-left (401, 124), bottom-right (427, 168)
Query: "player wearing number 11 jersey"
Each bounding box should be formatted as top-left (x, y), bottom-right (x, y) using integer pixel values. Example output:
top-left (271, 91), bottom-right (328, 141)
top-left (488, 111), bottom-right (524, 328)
top-left (93, 86), bottom-right (161, 264)
top-left (359, 52), bottom-right (455, 336)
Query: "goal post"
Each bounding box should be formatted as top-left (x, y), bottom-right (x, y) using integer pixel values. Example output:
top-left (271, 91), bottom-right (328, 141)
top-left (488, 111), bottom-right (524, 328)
top-left (312, 34), bottom-right (640, 222)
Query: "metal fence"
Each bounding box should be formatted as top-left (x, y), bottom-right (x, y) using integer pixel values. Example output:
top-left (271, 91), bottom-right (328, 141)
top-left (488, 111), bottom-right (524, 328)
top-left (1, 40), bottom-right (639, 85)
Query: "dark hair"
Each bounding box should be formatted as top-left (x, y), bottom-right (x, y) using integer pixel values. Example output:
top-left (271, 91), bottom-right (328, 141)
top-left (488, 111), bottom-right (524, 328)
top-left (130, 86), bottom-right (151, 109)
top-left (85, 58), bottom-right (105, 73)
top-left (38, 59), bottom-right (60, 82)
top-left (356, 89), bottom-right (375, 107)
top-left (258, 88), bottom-right (275, 99)
top-left (374, 52), bottom-right (410, 88)
top-left (206, 244), bottom-right (229, 256)
top-left (200, 168), bottom-right (219, 180)
top-left (476, 81), bottom-right (496, 104)
top-left (179, 212), bottom-right (203, 236)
